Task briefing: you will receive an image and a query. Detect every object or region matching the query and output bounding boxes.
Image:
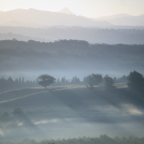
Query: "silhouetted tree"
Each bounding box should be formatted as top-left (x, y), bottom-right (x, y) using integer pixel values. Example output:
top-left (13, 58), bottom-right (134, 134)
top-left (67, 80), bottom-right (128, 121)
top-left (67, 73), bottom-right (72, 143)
top-left (87, 74), bottom-right (103, 89)
top-left (56, 78), bottom-right (60, 85)
top-left (127, 71), bottom-right (144, 90)
top-left (38, 74), bottom-right (56, 88)
top-left (71, 76), bottom-right (81, 84)
top-left (8, 77), bottom-right (13, 83)
top-left (60, 77), bottom-right (69, 85)
top-left (104, 76), bottom-right (115, 91)
top-left (61, 77), bottom-right (66, 84)
top-left (117, 75), bottom-right (127, 83)
top-left (8, 77), bottom-right (13, 85)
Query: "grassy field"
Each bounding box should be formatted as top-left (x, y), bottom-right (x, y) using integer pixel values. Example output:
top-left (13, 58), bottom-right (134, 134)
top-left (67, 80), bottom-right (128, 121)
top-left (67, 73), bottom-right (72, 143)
top-left (0, 84), bottom-right (144, 140)
top-left (0, 83), bottom-right (133, 110)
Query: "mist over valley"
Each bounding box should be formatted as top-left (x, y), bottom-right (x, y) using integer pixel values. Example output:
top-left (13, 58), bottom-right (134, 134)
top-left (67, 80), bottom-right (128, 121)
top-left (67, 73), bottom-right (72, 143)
top-left (0, 5), bottom-right (144, 143)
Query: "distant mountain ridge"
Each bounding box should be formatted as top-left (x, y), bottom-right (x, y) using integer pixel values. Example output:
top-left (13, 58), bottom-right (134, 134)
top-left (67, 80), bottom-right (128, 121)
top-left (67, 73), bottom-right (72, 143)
top-left (59, 8), bottom-right (75, 15)
top-left (96, 14), bottom-right (132, 20)
top-left (1, 9), bottom-right (144, 27)
top-left (94, 13), bottom-right (144, 26)
top-left (0, 8), bottom-right (110, 28)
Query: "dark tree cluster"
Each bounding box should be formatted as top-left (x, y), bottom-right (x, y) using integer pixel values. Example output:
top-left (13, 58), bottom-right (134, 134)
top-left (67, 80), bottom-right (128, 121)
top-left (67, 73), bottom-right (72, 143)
top-left (0, 71), bottom-right (144, 92)
top-left (114, 75), bottom-right (127, 83)
top-left (0, 77), bottom-right (38, 92)
top-left (38, 74), bottom-right (56, 88)
top-left (127, 71), bottom-right (144, 91)
top-left (57, 76), bottom-right (82, 85)
top-left (83, 74), bottom-right (103, 89)
top-left (104, 76), bottom-right (115, 91)
top-left (84, 71), bottom-right (144, 91)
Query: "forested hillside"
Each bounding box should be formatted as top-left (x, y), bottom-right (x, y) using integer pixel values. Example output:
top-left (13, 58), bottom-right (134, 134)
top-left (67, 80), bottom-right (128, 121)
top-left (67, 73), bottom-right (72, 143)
top-left (0, 40), bottom-right (144, 78)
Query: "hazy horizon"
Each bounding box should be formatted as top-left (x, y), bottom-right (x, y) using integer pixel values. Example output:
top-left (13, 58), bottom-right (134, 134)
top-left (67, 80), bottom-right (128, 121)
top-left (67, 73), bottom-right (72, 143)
top-left (0, 7), bottom-right (144, 18)
top-left (0, 0), bottom-right (144, 142)
top-left (0, 0), bottom-right (144, 18)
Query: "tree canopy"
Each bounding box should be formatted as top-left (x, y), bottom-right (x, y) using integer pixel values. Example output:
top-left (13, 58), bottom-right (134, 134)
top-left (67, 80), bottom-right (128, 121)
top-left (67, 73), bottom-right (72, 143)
top-left (104, 76), bottom-right (115, 91)
top-left (127, 71), bottom-right (144, 90)
top-left (86, 74), bottom-right (103, 89)
top-left (38, 74), bottom-right (56, 88)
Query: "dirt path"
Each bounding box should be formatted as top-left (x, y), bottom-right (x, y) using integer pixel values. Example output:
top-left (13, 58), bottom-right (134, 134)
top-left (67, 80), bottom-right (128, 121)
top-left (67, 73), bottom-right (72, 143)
top-left (0, 90), bottom-right (48, 104)
top-left (0, 85), bottom-right (86, 104)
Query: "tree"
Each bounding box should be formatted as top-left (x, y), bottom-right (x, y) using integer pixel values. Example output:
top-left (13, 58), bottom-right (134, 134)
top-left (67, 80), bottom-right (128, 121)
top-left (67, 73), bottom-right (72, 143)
top-left (87, 74), bottom-right (103, 89)
top-left (38, 74), bottom-right (56, 88)
top-left (61, 77), bottom-right (66, 84)
top-left (104, 76), bottom-right (115, 91)
top-left (71, 76), bottom-right (81, 84)
top-left (127, 71), bottom-right (144, 90)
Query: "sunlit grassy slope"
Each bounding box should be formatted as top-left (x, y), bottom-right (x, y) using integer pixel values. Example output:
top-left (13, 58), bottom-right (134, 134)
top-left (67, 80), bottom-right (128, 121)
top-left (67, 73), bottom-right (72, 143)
top-left (0, 84), bottom-right (144, 140)
top-left (0, 84), bottom-right (127, 104)
top-left (0, 84), bottom-right (137, 114)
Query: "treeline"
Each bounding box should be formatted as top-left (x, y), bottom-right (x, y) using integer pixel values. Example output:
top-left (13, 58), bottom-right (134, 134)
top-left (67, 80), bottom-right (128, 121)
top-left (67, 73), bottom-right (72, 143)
top-left (1, 70), bottom-right (144, 92)
top-left (0, 39), bottom-right (144, 72)
top-left (1, 135), bottom-right (144, 144)
top-left (1, 39), bottom-right (144, 56)
top-left (55, 75), bottom-right (127, 86)
top-left (0, 74), bottom-right (127, 92)
top-left (0, 39), bottom-right (144, 65)
top-left (0, 77), bottom-right (38, 92)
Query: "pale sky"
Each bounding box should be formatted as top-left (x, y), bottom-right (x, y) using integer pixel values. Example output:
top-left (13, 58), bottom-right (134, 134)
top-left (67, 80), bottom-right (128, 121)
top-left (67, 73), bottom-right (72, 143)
top-left (0, 0), bottom-right (144, 18)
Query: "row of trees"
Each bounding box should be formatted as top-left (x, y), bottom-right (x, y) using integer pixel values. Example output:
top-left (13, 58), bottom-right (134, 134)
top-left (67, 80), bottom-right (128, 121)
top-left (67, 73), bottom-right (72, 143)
top-left (38, 71), bottom-right (144, 91)
top-left (0, 77), bottom-right (38, 92)
top-left (84, 74), bottom-right (115, 90)
top-left (0, 71), bottom-right (143, 92)
top-left (0, 75), bottom-right (127, 89)
top-left (38, 74), bottom-right (126, 90)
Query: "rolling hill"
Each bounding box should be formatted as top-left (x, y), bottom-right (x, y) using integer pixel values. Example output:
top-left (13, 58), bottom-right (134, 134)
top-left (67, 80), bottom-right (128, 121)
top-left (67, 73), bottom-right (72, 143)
top-left (94, 13), bottom-right (144, 26)
top-left (0, 40), bottom-right (144, 79)
top-left (0, 86), bottom-right (144, 140)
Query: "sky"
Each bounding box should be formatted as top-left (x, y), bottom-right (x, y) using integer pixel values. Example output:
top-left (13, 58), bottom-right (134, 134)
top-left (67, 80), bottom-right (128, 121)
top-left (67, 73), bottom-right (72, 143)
top-left (0, 0), bottom-right (144, 18)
